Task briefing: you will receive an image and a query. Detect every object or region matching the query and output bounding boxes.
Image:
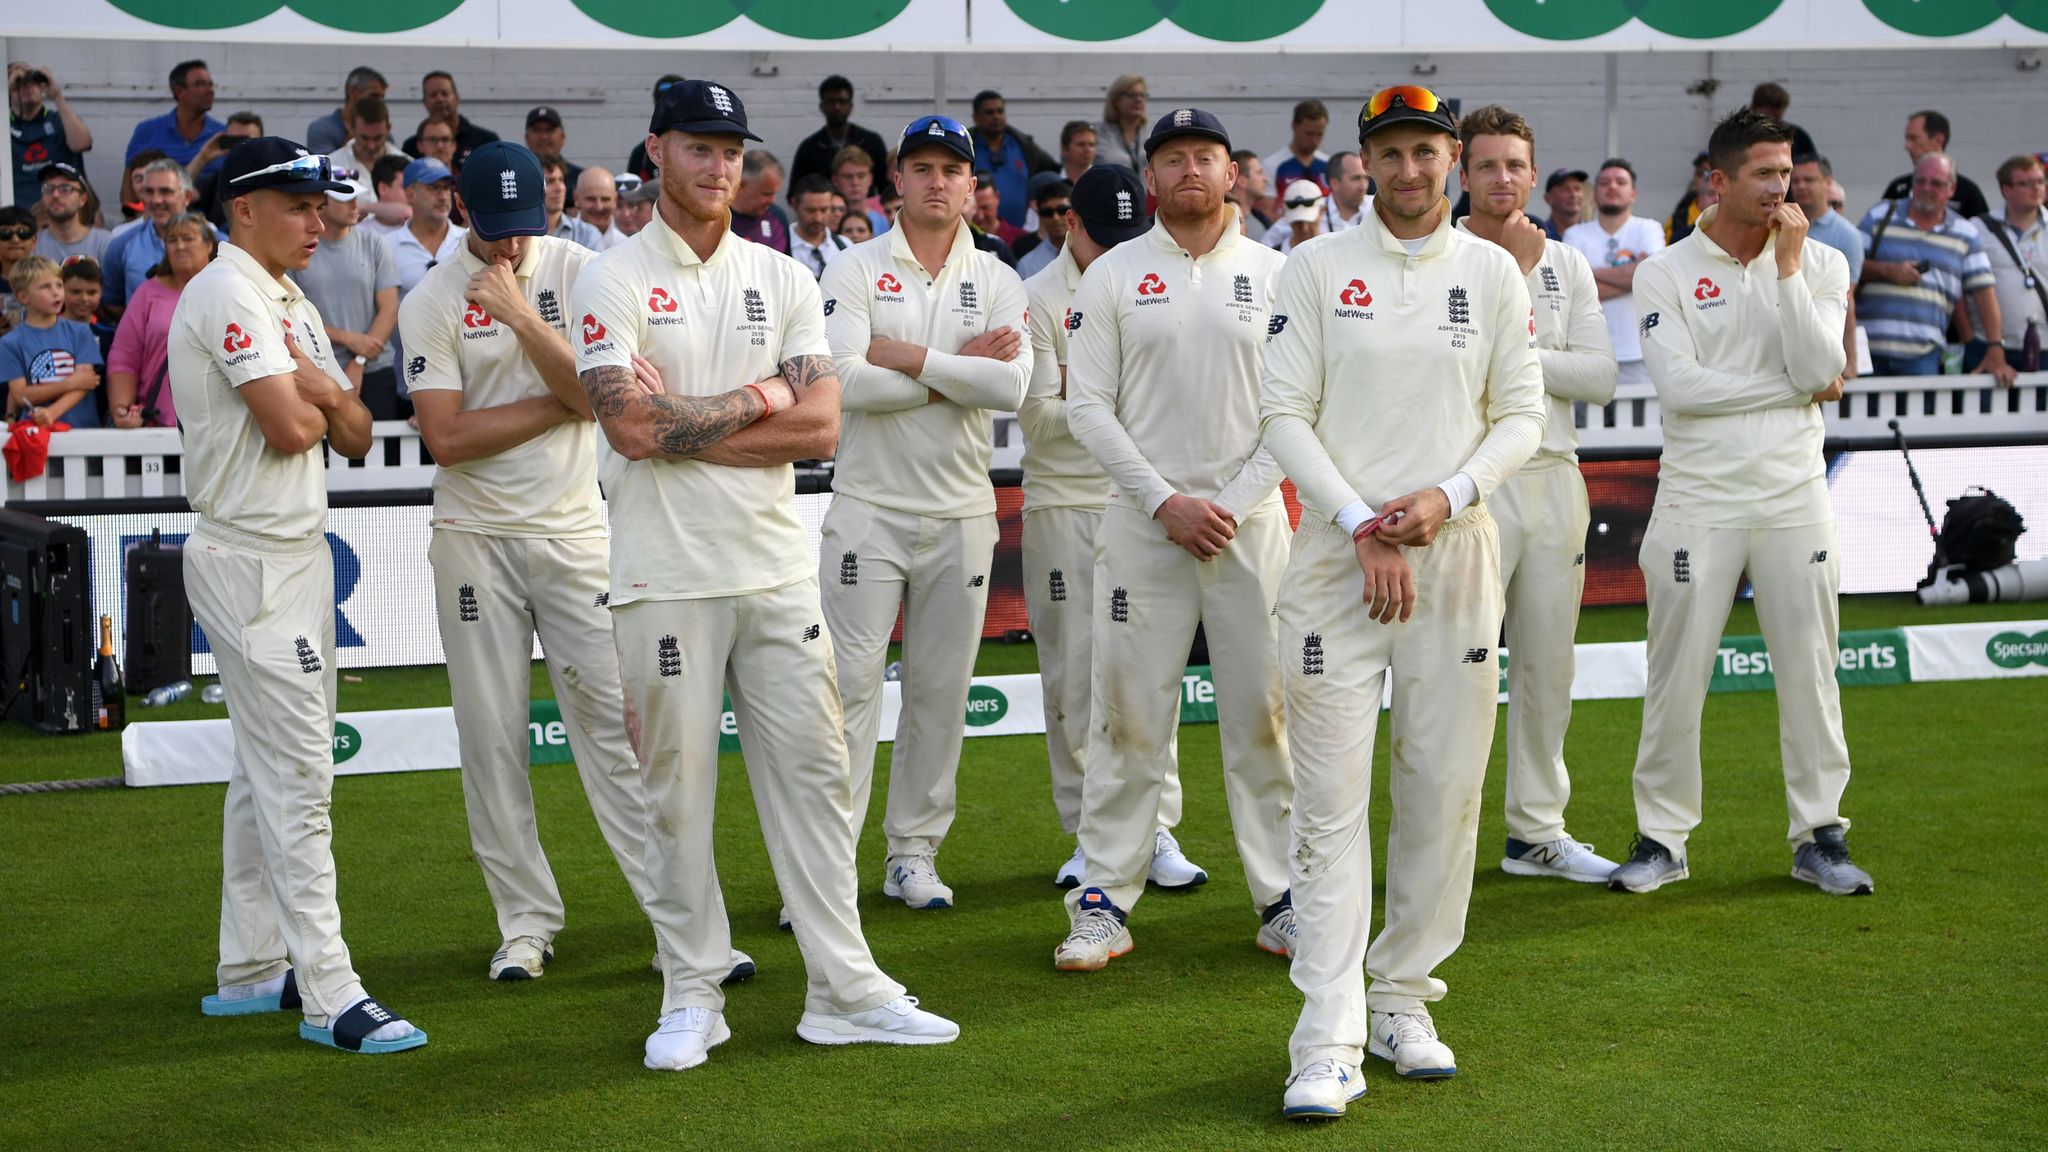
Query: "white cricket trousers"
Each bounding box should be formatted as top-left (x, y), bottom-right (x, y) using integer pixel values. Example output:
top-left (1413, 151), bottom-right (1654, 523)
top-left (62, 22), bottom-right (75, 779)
top-left (819, 494), bottom-right (996, 861)
top-left (1066, 500), bottom-right (1294, 921)
top-left (1631, 516), bottom-right (1852, 852)
top-left (1492, 456), bottom-right (1591, 844)
top-left (614, 580), bottom-right (904, 1018)
top-left (429, 530), bottom-right (654, 944)
top-left (187, 521), bottom-right (365, 1021)
top-left (1279, 511), bottom-right (1505, 1074)
top-left (1020, 504), bottom-right (1184, 836)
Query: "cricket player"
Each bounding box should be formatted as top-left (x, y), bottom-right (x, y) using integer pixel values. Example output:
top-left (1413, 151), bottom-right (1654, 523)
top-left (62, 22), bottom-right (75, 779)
top-left (1454, 106), bottom-right (1621, 883)
top-left (1055, 108), bottom-right (1296, 973)
top-left (1610, 108), bottom-right (1872, 897)
top-left (818, 114), bottom-right (1031, 910)
top-left (402, 140), bottom-right (751, 984)
top-left (1020, 163), bottom-right (1206, 891)
top-left (571, 80), bottom-right (956, 1071)
top-left (1259, 87), bottom-right (1544, 1118)
top-left (175, 138), bottom-right (424, 1054)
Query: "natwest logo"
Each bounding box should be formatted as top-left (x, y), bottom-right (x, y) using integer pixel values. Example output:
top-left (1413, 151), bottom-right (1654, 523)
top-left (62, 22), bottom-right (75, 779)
top-left (876, 273), bottom-right (902, 293)
top-left (222, 323), bottom-right (253, 353)
top-left (1339, 279), bottom-right (1371, 307)
top-left (648, 287), bottom-right (678, 313)
top-left (463, 303), bottom-right (492, 329)
top-left (1136, 272), bottom-right (1167, 296)
top-left (1694, 277), bottom-right (1722, 302)
top-left (581, 314), bottom-right (608, 346)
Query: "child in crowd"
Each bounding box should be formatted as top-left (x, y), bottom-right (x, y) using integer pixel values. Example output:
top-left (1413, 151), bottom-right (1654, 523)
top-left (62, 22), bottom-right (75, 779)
top-left (2, 255), bottom-right (104, 428)
top-left (61, 258), bottom-right (118, 363)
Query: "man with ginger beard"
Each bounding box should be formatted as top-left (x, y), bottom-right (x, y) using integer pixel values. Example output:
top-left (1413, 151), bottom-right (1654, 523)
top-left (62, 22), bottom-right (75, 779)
top-left (570, 80), bottom-right (957, 1071)
top-left (1056, 108), bottom-right (1296, 975)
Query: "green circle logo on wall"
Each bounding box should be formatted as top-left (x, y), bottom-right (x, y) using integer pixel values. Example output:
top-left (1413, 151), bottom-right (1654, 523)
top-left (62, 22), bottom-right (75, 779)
top-left (963, 684), bottom-right (1009, 727)
top-left (1002, 0), bottom-right (1321, 42)
top-left (1858, 0), bottom-right (2004, 36)
top-left (1632, 0), bottom-right (1783, 38)
top-left (744, 0), bottom-right (914, 39)
top-left (2012, 0), bottom-right (2048, 34)
top-left (1985, 630), bottom-right (2048, 670)
top-left (1483, 0), bottom-right (1635, 40)
top-left (107, 0), bottom-right (463, 33)
top-left (332, 721), bottom-right (363, 764)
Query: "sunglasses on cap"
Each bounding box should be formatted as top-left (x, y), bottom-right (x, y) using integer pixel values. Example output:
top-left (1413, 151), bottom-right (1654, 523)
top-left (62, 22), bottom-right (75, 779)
top-left (656, 78), bottom-right (683, 96)
top-left (229, 153), bottom-right (335, 186)
top-left (902, 114), bottom-right (969, 140)
top-left (1283, 193), bottom-right (1322, 210)
top-left (1361, 85), bottom-right (1444, 123)
top-left (615, 174), bottom-right (644, 193)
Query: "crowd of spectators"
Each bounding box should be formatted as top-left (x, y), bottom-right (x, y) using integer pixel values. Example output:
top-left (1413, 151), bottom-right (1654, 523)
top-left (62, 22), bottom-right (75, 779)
top-left (6, 62), bottom-right (2046, 435)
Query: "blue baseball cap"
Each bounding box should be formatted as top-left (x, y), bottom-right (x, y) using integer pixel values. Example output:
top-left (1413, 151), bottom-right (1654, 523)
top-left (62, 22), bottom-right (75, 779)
top-left (1146, 107), bottom-right (1232, 154)
top-left (459, 141), bottom-right (546, 240)
top-left (403, 157), bottom-right (455, 187)
top-left (649, 79), bottom-right (761, 141)
top-left (220, 137), bottom-right (355, 199)
top-left (899, 115), bottom-right (975, 165)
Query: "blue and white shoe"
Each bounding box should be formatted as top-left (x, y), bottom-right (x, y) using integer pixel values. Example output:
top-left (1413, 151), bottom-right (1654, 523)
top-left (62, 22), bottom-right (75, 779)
top-left (1368, 1008), bottom-right (1456, 1079)
top-left (1792, 826), bottom-right (1874, 895)
top-left (1608, 834), bottom-right (1688, 894)
top-left (490, 935), bottom-right (553, 981)
top-left (200, 968), bottom-right (300, 1016)
top-left (1502, 835), bottom-right (1619, 884)
top-left (1283, 1058), bottom-right (1367, 1119)
top-left (883, 854), bottom-right (953, 909)
top-left (1256, 891), bottom-right (1298, 957)
top-left (1148, 827), bottom-right (1208, 889)
top-left (299, 996), bottom-right (427, 1055)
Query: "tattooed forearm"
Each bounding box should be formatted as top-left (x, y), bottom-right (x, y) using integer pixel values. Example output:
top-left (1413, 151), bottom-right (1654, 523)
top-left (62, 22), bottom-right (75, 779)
top-left (579, 364), bottom-right (767, 461)
top-left (780, 353), bottom-right (837, 391)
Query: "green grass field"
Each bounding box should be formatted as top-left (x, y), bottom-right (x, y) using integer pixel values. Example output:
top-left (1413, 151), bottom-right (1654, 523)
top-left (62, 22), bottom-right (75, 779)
top-left (3, 594), bottom-right (2045, 1150)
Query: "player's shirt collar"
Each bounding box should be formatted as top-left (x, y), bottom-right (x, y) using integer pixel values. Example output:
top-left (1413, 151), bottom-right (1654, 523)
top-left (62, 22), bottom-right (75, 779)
top-left (1141, 204), bottom-right (1246, 257)
top-left (1359, 196), bottom-right (1455, 259)
top-left (216, 241), bottom-right (305, 306)
top-left (885, 215), bottom-right (976, 270)
top-left (455, 233), bottom-right (543, 279)
top-left (1685, 204), bottom-right (1782, 265)
top-left (634, 209), bottom-right (747, 269)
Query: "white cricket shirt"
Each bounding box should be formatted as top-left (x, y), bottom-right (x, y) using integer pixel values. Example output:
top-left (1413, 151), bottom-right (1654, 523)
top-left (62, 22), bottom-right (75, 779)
top-left (1259, 201), bottom-right (1546, 524)
top-left (1019, 242), bottom-right (1109, 512)
top-left (1635, 205), bottom-right (1850, 529)
top-left (570, 213), bottom-right (831, 604)
top-left (400, 234), bottom-right (602, 539)
top-left (1458, 222), bottom-right (1617, 461)
top-left (168, 242), bottom-right (352, 543)
top-left (820, 218), bottom-right (1031, 519)
top-left (1065, 208), bottom-right (1288, 518)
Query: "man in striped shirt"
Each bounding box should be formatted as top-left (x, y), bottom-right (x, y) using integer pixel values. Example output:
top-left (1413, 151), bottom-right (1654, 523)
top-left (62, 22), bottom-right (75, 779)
top-left (1855, 153), bottom-right (2011, 383)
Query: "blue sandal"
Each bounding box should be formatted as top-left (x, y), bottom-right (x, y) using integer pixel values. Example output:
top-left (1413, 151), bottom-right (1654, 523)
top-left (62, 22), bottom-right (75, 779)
top-left (201, 968), bottom-right (301, 1017)
top-left (299, 997), bottom-right (428, 1054)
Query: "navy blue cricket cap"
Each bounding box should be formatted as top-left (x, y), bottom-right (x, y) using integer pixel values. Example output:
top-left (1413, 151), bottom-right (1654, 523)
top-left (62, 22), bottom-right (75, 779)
top-left (1145, 107), bottom-right (1231, 154)
top-left (459, 141), bottom-right (547, 240)
top-left (650, 79), bottom-right (762, 141)
top-left (899, 114), bottom-right (975, 165)
top-left (220, 137), bottom-right (354, 198)
top-left (1070, 165), bottom-right (1148, 248)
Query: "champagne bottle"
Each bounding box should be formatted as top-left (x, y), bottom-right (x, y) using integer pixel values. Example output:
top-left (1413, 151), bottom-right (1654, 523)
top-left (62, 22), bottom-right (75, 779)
top-left (95, 615), bottom-right (126, 732)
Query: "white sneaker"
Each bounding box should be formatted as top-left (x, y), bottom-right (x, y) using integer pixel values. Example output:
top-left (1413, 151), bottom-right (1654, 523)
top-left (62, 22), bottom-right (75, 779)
top-left (882, 854), bottom-right (954, 909)
top-left (1147, 827), bottom-right (1209, 889)
top-left (1368, 1008), bottom-right (1456, 1079)
top-left (777, 905), bottom-right (793, 931)
top-left (489, 935), bottom-right (552, 981)
top-left (1283, 1058), bottom-right (1366, 1120)
top-left (1054, 844), bottom-right (1085, 889)
top-left (1501, 835), bottom-right (1620, 884)
top-left (1255, 895), bottom-right (1297, 957)
top-left (644, 1006), bottom-right (730, 1070)
top-left (1053, 888), bottom-right (1133, 972)
top-left (796, 996), bottom-right (959, 1046)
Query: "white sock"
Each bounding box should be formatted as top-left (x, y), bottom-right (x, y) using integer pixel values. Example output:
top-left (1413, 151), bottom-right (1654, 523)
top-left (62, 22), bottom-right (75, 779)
top-left (217, 972), bottom-right (286, 1002)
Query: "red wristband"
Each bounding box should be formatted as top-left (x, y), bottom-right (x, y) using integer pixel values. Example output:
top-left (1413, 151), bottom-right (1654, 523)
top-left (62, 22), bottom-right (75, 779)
top-left (743, 383), bottom-right (771, 414)
top-left (1351, 517), bottom-right (1382, 544)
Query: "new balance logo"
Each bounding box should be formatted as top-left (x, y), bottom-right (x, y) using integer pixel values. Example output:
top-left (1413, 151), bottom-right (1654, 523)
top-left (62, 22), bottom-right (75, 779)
top-left (1640, 311), bottom-right (1660, 336)
top-left (1110, 586), bottom-right (1129, 623)
top-left (294, 635), bottom-right (322, 675)
top-left (839, 551), bottom-right (858, 586)
top-left (1461, 647), bottom-right (1490, 663)
top-left (803, 624), bottom-right (821, 642)
top-left (1064, 309), bottom-right (1082, 332)
top-left (823, 298), bottom-right (837, 316)
top-left (743, 287), bottom-right (767, 323)
top-left (1048, 568), bottom-right (1067, 602)
top-left (1811, 550), bottom-right (1829, 563)
top-left (657, 634), bottom-right (681, 678)
top-left (594, 592), bottom-right (610, 608)
top-left (1448, 286), bottom-right (1470, 325)
top-left (1673, 548), bottom-right (1692, 584)
top-left (1268, 314), bottom-right (1289, 337)
top-left (457, 583), bottom-right (479, 623)
top-left (967, 574), bottom-right (984, 588)
top-left (1302, 632), bottom-right (1324, 676)
top-left (1540, 265), bottom-right (1560, 293)
top-left (536, 288), bottom-right (560, 325)
top-left (1232, 274), bottom-right (1252, 305)
top-left (958, 281), bottom-right (978, 311)
top-left (1573, 552), bottom-right (1585, 566)
top-left (406, 355), bottom-right (425, 382)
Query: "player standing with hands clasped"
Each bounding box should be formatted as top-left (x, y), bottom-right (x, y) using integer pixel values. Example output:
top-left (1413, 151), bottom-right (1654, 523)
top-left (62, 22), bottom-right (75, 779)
top-left (818, 114), bottom-right (1031, 911)
top-left (401, 140), bottom-right (753, 987)
top-left (1609, 108), bottom-right (1872, 898)
top-left (1260, 87), bottom-right (1544, 1119)
top-left (174, 138), bottom-right (425, 1054)
top-left (1454, 105), bottom-right (1620, 883)
top-left (1054, 108), bottom-right (1297, 973)
top-left (571, 80), bottom-right (956, 1071)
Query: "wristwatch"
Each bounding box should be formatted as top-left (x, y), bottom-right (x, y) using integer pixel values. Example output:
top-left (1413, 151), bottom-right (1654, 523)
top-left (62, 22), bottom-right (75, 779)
top-left (352, 354), bottom-right (368, 365)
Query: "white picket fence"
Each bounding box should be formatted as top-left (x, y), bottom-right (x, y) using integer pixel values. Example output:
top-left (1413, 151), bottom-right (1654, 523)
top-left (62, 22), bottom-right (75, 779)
top-left (5, 376), bottom-right (2046, 506)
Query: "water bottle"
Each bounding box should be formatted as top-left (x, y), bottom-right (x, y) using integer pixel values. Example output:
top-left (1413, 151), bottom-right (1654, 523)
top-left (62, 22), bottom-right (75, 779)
top-left (2024, 320), bottom-right (2041, 374)
top-left (201, 683), bottom-right (227, 705)
top-left (140, 679), bottom-right (193, 707)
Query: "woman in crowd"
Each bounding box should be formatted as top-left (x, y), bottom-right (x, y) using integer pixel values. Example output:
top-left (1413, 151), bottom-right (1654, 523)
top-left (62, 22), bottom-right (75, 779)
top-left (106, 211), bottom-right (216, 428)
top-left (1098, 75), bottom-right (1149, 171)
